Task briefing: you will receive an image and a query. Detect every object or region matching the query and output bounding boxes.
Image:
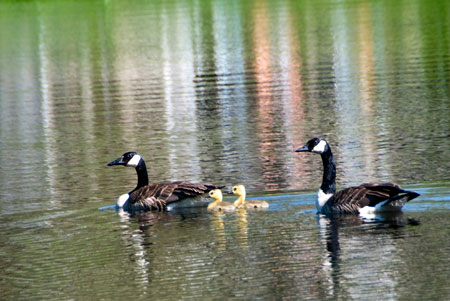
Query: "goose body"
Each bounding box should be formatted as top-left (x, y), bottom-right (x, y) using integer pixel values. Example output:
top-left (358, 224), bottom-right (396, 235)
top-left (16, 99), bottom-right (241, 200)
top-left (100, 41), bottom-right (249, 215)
top-left (295, 138), bottom-right (419, 216)
top-left (232, 185), bottom-right (269, 209)
top-left (207, 189), bottom-right (236, 212)
top-left (107, 152), bottom-right (222, 211)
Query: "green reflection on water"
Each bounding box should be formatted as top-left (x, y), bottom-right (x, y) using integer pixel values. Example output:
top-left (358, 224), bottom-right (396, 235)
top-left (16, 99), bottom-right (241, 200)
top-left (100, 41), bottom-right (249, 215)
top-left (1, 0), bottom-right (449, 198)
top-left (1, 0), bottom-right (450, 299)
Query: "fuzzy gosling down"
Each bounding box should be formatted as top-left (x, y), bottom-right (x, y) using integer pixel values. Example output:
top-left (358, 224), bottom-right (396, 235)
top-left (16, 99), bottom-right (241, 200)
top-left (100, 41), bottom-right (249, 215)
top-left (232, 184), bottom-right (269, 209)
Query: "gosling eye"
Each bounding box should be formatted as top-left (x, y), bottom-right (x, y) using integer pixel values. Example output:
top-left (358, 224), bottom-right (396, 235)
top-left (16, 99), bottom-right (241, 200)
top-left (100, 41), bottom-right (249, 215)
top-left (233, 188), bottom-right (237, 191)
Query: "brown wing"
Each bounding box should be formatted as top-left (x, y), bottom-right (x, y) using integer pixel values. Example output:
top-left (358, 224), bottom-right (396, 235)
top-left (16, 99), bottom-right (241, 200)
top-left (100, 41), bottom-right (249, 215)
top-left (129, 182), bottom-right (222, 211)
top-left (329, 183), bottom-right (408, 214)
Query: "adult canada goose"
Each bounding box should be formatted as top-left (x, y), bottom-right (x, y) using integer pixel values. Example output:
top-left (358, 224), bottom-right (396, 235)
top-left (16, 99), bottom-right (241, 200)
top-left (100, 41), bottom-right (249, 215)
top-left (207, 189), bottom-right (236, 212)
top-left (107, 152), bottom-right (222, 211)
top-left (232, 184), bottom-right (269, 209)
top-left (295, 137), bottom-right (420, 216)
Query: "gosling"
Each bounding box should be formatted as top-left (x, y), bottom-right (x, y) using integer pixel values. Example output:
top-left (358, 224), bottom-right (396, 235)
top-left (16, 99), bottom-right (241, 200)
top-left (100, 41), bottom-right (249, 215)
top-left (208, 189), bottom-right (236, 212)
top-left (232, 185), bottom-right (269, 209)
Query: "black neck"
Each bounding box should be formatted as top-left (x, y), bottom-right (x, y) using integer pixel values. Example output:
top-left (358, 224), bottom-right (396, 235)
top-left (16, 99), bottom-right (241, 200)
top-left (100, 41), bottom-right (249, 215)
top-left (320, 148), bottom-right (336, 194)
top-left (135, 160), bottom-right (149, 189)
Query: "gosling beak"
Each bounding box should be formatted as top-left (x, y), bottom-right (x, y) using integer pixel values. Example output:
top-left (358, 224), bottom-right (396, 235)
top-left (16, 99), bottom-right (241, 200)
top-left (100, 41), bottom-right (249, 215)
top-left (295, 145), bottom-right (309, 152)
top-left (226, 186), bottom-right (234, 194)
top-left (107, 156), bottom-right (125, 166)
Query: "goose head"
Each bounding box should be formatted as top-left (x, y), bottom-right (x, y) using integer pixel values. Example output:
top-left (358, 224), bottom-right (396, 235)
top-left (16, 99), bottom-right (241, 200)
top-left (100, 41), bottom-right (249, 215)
top-left (209, 189), bottom-right (223, 202)
top-left (295, 137), bottom-right (329, 154)
top-left (107, 151), bottom-right (142, 168)
top-left (232, 184), bottom-right (246, 198)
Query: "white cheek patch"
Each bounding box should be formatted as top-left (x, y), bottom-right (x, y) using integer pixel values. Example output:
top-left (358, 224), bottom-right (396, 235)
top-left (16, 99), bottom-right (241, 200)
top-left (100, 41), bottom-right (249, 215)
top-left (312, 140), bottom-right (327, 153)
top-left (116, 194), bottom-right (129, 208)
top-left (127, 154), bottom-right (141, 167)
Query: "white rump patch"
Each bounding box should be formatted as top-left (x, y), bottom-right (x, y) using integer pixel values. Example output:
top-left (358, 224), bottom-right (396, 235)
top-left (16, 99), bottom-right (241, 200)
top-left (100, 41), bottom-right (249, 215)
top-left (317, 189), bottom-right (333, 211)
top-left (359, 198), bottom-right (396, 219)
top-left (359, 206), bottom-right (377, 219)
top-left (312, 140), bottom-right (327, 153)
top-left (359, 197), bottom-right (406, 218)
top-left (116, 193), bottom-right (129, 208)
top-left (127, 154), bottom-right (141, 167)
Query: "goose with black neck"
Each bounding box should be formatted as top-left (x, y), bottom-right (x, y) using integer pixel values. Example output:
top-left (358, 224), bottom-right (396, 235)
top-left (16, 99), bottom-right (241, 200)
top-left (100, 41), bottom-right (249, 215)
top-left (107, 152), bottom-right (222, 212)
top-left (295, 137), bottom-right (420, 216)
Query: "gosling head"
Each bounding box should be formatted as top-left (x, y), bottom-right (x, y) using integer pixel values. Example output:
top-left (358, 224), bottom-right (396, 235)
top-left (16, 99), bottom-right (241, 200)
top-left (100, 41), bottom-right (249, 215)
top-left (295, 137), bottom-right (329, 154)
top-left (209, 189), bottom-right (223, 201)
top-left (232, 184), bottom-right (246, 197)
top-left (107, 151), bottom-right (142, 168)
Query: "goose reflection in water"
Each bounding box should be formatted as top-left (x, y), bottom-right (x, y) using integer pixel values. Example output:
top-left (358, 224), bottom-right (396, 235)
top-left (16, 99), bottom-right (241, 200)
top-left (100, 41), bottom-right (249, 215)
top-left (317, 212), bottom-right (420, 298)
top-left (116, 210), bottom-right (164, 291)
top-left (116, 209), bottom-right (213, 293)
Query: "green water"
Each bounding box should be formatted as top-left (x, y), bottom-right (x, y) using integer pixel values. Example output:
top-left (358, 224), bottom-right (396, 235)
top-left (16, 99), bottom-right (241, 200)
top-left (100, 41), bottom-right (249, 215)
top-left (1, 0), bottom-right (449, 299)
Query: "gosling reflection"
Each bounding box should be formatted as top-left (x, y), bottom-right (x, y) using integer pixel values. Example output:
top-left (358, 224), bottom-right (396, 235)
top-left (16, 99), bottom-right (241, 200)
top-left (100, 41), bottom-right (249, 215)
top-left (208, 207), bottom-right (249, 251)
top-left (210, 210), bottom-right (227, 252)
top-left (235, 208), bottom-right (249, 249)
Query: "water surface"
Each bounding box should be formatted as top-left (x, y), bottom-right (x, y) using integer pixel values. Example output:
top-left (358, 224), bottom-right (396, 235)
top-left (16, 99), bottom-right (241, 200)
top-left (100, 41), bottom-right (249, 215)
top-left (1, 0), bottom-right (449, 299)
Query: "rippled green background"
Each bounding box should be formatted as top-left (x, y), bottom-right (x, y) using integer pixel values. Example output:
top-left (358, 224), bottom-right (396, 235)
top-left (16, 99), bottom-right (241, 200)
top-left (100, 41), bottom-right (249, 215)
top-left (1, 0), bottom-right (449, 299)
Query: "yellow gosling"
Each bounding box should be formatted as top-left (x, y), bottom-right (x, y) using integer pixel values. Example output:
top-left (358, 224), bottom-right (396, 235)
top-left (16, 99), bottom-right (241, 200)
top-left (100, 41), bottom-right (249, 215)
top-left (208, 189), bottom-right (236, 212)
top-left (232, 184), bottom-right (269, 209)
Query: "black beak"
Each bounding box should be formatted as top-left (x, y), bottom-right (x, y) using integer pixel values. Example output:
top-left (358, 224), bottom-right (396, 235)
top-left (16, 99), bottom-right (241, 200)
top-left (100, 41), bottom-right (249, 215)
top-left (107, 156), bottom-right (125, 166)
top-left (295, 145), bottom-right (309, 152)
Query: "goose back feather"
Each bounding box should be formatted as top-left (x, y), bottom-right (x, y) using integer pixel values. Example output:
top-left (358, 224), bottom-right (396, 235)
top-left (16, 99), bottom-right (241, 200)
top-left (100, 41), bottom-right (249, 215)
top-left (129, 181), bottom-right (221, 211)
top-left (325, 183), bottom-right (420, 215)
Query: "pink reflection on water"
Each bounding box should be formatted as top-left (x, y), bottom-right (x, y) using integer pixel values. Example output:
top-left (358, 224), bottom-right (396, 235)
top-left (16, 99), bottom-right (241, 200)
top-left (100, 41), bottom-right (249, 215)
top-left (251, 2), bottom-right (306, 190)
top-left (357, 2), bottom-right (380, 180)
top-left (252, 4), bottom-right (278, 190)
